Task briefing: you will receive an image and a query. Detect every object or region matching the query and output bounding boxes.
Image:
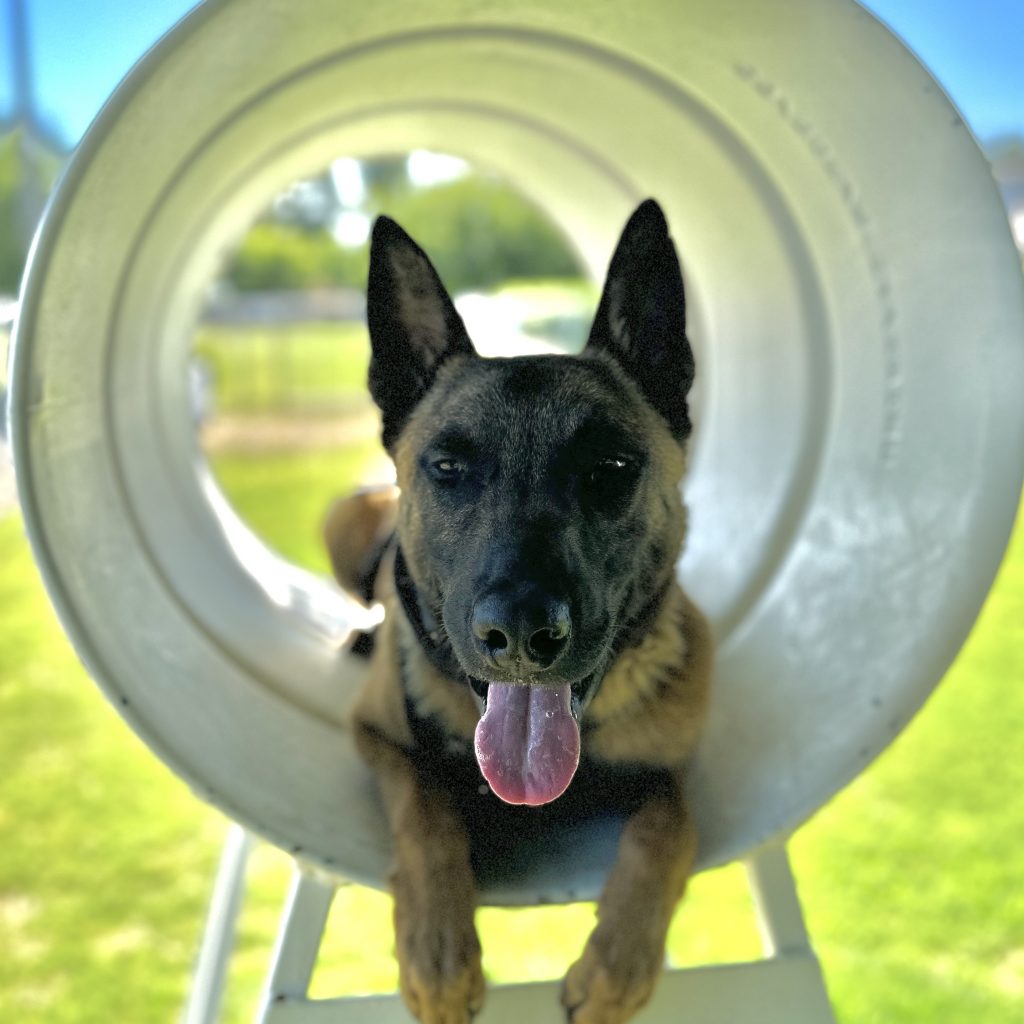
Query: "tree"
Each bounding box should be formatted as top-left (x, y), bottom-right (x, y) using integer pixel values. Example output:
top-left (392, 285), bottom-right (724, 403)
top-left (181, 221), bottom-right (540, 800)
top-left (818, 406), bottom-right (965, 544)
top-left (222, 167), bottom-right (583, 294)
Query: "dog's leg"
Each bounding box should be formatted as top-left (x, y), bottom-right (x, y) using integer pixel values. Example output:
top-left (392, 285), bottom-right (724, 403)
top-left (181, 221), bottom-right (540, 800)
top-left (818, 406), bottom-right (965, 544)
top-left (562, 780), bottom-right (695, 1024)
top-left (356, 726), bottom-right (484, 1024)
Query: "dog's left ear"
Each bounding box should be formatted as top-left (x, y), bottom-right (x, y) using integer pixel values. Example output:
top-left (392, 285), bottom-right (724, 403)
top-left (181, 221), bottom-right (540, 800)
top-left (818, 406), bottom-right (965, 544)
top-left (584, 199), bottom-right (695, 438)
top-left (366, 216), bottom-right (476, 449)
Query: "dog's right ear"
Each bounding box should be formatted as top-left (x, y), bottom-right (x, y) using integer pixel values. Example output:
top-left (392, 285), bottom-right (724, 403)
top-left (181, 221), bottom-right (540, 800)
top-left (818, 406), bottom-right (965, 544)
top-left (584, 200), bottom-right (695, 439)
top-left (366, 216), bottom-right (476, 449)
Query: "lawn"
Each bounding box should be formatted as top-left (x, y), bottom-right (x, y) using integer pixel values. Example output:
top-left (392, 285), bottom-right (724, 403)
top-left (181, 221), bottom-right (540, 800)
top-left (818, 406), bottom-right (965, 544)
top-left (193, 322), bottom-right (371, 417)
top-left (1, 307), bottom-right (1022, 1021)
top-left (1, 464), bottom-right (1021, 1022)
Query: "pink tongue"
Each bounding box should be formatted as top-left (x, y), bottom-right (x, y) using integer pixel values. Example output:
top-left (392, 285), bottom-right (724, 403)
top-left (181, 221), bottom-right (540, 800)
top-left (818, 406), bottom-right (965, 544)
top-left (474, 683), bottom-right (581, 806)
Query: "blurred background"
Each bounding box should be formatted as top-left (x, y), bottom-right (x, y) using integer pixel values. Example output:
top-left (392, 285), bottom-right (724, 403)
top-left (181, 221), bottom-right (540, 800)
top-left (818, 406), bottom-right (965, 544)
top-left (1, 1), bottom-right (1022, 1022)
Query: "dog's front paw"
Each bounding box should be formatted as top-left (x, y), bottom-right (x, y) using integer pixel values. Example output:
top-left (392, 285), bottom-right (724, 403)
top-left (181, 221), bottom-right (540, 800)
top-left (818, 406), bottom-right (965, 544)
top-left (562, 924), bottom-right (664, 1024)
top-left (393, 880), bottom-right (485, 1024)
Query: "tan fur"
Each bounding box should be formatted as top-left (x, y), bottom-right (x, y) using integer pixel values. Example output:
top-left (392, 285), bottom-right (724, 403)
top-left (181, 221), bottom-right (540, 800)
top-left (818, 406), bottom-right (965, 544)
top-left (322, 486), bottom-right (398, 598)
top-left (562, 783), bottom-right (696, 1024)
top-left (586, 586), bottom-right (712, 765)
top-left (353, 723), bottom-right (484, 1024)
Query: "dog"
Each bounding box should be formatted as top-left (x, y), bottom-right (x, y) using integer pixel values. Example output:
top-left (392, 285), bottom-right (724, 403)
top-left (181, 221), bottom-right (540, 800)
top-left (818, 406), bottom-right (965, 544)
top-left (324, 199), bottom-right (712, 1024)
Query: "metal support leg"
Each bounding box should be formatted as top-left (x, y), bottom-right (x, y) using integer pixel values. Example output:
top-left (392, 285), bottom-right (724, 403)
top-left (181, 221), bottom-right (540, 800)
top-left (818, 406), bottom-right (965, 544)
top-left (746, 841), bottom-right (814, 956)
top-left (182, 824), bottom-right (255, 1024)
top-left (742, 842), bottom-right (837, 1022)
top-left (185, 835), bottom-right (836, 1023)
top-left (256, 867), bottom-right (336, 1023)
top-left (249, 842), bottom-right (836, 1024)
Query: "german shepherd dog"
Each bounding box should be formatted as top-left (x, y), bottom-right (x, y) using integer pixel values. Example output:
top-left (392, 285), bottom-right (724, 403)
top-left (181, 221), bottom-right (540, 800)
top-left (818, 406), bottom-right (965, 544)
top-left (324, 199), bottom-right (712, 1024)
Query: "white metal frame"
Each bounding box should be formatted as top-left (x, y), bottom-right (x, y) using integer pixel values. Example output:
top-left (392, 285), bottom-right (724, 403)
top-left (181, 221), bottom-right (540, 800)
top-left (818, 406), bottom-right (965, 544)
top-left (183, 825), bottom-right (256, 1024)
top-left (183, 827), bottom-right (835, 1024)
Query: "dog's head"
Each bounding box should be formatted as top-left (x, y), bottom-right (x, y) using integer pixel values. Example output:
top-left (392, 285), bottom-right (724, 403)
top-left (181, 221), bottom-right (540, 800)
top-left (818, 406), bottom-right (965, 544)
top-left (366, 200), bottom-right (695, 804)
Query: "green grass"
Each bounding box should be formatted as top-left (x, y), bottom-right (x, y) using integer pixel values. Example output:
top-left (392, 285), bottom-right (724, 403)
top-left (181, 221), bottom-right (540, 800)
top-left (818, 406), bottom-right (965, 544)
top-left (193, 322), bottom-right (371, 416)
top-left (0, 512), bottom-right (225, 1021)
top-left (2, 474), bottom-right (1022, 1022)
top-left (207, 443), bottom-right (385, 574)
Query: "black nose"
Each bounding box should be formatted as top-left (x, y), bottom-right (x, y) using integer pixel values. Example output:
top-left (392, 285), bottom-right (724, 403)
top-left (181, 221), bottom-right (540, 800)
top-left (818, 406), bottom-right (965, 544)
top-left (471, 591), bottom-right (572, 673)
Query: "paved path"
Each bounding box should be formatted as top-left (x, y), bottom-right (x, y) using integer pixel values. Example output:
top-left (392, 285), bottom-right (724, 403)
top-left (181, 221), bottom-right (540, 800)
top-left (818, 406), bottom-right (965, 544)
top-left (200, 408), bottom-right (380, 453)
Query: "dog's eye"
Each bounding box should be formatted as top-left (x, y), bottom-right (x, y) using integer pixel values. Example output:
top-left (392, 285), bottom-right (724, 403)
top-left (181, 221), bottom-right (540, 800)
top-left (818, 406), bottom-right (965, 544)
top-left (589, 457), bottom-right (630, 482)
top-left (430, 458), bottom-right (465, 482)
top-left (585, 457), bottom-right (639, 501)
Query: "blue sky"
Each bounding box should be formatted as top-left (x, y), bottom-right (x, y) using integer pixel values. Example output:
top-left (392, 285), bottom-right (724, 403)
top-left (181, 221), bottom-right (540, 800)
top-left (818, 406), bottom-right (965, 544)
top-left (1, 0), bottom-right (1022, 149)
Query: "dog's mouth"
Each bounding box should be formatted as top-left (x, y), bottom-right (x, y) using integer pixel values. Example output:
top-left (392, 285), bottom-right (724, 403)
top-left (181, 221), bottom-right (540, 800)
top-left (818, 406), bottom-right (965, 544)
top-left (470, 677), bottom-right (594, 807)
